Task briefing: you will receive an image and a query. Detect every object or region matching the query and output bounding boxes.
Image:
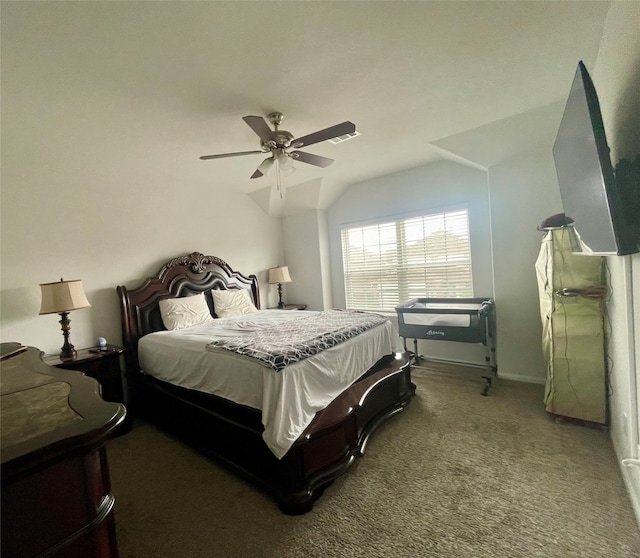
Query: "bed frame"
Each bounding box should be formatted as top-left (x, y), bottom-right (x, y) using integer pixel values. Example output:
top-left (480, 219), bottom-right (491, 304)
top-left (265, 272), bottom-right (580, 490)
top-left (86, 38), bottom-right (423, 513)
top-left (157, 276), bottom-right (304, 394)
top-left (117, 252), bottom-right (415, 514)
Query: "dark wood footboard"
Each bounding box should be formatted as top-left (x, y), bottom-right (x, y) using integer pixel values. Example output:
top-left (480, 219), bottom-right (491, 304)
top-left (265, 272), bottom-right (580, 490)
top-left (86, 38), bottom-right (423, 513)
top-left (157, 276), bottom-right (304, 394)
top-left (135, 352), bottom-right (414, 514)
top-left (281, 352), bottom-right (415, 513)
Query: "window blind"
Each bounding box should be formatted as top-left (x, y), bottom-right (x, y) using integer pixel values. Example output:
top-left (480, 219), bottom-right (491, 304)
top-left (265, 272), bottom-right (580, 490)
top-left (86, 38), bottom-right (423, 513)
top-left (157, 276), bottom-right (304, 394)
top-left (341, 209), bottom-right (472, 312)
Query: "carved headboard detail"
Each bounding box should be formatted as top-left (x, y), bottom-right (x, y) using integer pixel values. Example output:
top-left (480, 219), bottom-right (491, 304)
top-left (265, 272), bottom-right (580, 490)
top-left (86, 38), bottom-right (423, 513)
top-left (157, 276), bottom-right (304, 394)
top-left (164, 252), bottom-right (230, 273)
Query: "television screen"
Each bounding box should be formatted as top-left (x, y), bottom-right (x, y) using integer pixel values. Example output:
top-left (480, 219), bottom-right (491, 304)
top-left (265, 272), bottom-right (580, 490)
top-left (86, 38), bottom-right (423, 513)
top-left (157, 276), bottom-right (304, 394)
top-left (552, 61), bottom-right (637, 256)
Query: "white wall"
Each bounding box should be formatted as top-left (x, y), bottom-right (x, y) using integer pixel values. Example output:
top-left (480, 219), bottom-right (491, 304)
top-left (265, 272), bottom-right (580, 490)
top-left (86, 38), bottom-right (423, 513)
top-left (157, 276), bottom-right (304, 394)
top-left (317, 210), bottom-right (334, 310)
top-left (282, 209), bottom-right (329, 311)
top-left (325, 160), bottom-right (493, 366)
top-left (487, 147), bottom-right (564, 383)
top-left (590, 1), bottom-right (640, 523)
top-left (0, 7), bottom-right (283, 354)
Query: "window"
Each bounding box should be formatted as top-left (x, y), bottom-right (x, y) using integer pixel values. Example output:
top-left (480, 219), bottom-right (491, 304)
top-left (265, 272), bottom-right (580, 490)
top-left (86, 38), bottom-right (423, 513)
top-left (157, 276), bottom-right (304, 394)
top-left (341, 208), bottom-right (472, 312)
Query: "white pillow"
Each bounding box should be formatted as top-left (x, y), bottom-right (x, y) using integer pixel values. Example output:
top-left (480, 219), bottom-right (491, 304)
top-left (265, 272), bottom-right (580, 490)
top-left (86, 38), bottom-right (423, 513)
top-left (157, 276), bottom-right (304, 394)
top-left (159, 293), bottom-right (215, 330)
top-left (212, 289), bottom-right (257, 318)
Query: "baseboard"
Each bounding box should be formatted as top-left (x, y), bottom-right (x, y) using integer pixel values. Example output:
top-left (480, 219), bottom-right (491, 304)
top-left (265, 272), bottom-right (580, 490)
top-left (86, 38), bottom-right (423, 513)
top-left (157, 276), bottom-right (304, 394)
top-left (413, 356), bottom-right (546, 385)
top-left (618, 458), bottom-right (640, 529)
top-left (498, 372), bottom-right (546, 385)
top-left (614, 434), bottom-right (640, 529)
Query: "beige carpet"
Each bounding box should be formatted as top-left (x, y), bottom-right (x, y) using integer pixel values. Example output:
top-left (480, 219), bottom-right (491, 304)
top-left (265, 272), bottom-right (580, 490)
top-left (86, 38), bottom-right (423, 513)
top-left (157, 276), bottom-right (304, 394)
top-left (107, 363), bottom-right (640, 557)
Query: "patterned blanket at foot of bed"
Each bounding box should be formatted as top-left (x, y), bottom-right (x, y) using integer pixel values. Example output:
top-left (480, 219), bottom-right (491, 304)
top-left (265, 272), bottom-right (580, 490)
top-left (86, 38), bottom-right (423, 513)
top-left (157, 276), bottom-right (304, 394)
top-left (206, 309), bottom-right (388, 371)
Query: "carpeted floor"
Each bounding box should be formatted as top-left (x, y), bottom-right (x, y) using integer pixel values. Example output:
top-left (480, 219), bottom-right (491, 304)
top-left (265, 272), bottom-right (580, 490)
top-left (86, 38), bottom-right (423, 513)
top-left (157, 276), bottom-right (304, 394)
top-left (107, 363), bottom-right (640, 557)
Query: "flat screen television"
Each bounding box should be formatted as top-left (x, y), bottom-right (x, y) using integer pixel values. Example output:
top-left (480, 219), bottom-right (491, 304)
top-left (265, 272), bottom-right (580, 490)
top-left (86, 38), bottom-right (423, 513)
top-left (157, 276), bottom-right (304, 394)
top-left (552, 61), bottom-right (639, 256)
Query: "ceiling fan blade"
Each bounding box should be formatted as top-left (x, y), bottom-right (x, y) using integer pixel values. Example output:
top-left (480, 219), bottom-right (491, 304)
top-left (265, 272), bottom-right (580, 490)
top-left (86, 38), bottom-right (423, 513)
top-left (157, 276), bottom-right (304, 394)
top-left (243, 116), bottom-right (276, 143)
top-left (200, 150), bottom-right (263, 160)
top-left (251, 156), bottom-right (275, 179)
top-left (291, 121), bottom-right (356, 148)
top-left (290, 151), bottom-right (334, 168)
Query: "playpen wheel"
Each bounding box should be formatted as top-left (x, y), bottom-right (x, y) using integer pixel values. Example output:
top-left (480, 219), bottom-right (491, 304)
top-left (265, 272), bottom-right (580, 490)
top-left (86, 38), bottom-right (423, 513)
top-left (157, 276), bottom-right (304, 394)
top-left (481, 377), bottom-right (492, 396)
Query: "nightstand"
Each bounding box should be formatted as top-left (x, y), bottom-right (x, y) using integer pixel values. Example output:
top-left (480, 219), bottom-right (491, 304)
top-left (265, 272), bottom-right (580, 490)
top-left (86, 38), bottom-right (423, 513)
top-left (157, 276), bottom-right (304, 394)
top-left (44, 344), bottom-right (125, 404)
top-left (43, 345), bottom-right (129, 433)
top-left (269, 304), bottom-right (307, 310)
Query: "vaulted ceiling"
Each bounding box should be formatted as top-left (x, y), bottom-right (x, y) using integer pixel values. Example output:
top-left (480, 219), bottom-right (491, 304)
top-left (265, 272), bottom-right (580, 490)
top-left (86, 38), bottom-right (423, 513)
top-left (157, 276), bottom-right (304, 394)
top-left (4, 1), bottom-right (611, 215)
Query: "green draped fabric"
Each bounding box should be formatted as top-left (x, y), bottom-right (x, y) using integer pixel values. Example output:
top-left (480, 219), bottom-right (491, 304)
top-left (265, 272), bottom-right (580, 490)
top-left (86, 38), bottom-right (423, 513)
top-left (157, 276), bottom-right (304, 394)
top-left (535, 227), bottom-right (607, 424)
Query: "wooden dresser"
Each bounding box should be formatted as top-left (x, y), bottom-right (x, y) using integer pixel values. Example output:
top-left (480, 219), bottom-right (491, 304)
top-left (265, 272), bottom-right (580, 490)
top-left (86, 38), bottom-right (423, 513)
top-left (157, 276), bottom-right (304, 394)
top-left (1, 344), bottom-right (126, 558)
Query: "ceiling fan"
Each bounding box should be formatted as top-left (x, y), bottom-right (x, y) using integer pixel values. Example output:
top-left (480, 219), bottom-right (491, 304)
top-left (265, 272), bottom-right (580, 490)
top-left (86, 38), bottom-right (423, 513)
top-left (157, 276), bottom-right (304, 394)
top-left (200, 112), bottom-right (356, 180)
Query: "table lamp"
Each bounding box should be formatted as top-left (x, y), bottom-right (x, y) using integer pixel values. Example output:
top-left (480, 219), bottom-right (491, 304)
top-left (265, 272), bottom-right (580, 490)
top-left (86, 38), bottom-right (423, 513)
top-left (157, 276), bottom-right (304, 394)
top-left (268, 266), bottom-right (292, 309)
top-left (39, 278), bottom-right (91, 360)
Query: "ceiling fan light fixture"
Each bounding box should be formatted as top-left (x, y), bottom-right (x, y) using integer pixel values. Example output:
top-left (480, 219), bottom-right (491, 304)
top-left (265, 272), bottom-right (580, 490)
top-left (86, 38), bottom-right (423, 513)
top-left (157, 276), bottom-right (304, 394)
top-left (279, 157), bottom-right (296, 176)
top-left (199, 112), bottom-right (356, 196)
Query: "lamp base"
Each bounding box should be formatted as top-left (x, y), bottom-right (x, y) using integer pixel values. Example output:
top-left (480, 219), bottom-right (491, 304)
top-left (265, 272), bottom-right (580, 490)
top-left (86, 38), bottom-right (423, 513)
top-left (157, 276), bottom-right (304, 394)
top-left (277, 282), bottom-right (285, 309)
top-left (59, 347), bottom-right (77, 361)
top-left (58, 311), bottom-right (77, 361)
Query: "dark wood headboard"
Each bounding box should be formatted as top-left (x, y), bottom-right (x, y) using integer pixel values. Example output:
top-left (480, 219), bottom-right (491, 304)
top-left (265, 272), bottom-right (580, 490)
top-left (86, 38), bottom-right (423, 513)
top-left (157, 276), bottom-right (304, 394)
top-left (116, 252), bottom-right (260, 374)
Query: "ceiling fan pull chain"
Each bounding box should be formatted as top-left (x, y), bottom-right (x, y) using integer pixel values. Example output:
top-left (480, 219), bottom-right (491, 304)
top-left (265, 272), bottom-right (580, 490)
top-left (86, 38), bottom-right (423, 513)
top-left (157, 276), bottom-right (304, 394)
top-left (275, 158), bottom-right (283, 198)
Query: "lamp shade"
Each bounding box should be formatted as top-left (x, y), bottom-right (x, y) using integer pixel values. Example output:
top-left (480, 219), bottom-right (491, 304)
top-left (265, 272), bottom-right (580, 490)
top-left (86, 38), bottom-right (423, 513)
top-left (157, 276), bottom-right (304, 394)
top-left (268, 266), bottom-right (292, 284)
top-left (39, 279), bottom-right (91, 315)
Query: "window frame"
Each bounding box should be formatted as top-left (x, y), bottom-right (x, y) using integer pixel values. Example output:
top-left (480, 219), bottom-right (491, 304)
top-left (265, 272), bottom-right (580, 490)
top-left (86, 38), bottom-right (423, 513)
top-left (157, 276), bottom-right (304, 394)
top-left (339, 205), bottom-right (473, 313)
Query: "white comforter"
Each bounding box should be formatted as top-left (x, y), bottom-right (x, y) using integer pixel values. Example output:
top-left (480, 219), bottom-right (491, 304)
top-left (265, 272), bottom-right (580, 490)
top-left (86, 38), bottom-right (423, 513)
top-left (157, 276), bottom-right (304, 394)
top-left (138, 310), bottom-right (403, 458)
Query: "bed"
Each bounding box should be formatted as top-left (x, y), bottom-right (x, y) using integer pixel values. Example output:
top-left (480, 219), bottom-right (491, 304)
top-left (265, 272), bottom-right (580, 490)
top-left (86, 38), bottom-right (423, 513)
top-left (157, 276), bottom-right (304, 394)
top-left (117, 252), bottom-right (415, 514)
top-left (395, 298), bottom-right (497, 395)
